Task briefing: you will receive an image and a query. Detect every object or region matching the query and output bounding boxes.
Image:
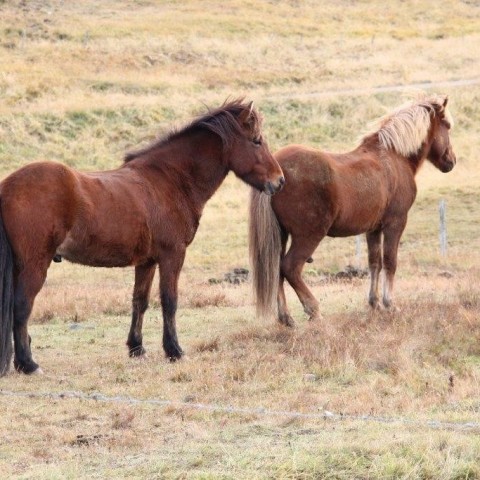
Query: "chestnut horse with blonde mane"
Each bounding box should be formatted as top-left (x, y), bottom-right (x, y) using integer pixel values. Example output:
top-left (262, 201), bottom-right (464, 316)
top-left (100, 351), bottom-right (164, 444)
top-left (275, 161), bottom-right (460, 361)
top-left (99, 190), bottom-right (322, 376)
top-left (250, 94), bottom-right (455, 326)
top-left (0, 99), bottom-right (284, 375)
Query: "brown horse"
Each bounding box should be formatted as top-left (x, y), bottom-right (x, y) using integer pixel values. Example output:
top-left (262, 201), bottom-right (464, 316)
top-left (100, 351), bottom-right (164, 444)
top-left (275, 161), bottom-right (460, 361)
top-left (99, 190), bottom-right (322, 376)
top-left (0, 99), bottom-right (285, 376)
top-left (249, 94), bottom-right (455, 326)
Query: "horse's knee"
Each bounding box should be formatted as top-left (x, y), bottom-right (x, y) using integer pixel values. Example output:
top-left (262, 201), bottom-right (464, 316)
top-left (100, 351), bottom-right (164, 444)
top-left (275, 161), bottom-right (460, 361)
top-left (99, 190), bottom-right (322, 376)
top-left (382, 253), bottom-right (397, 274)
top-left (133, 296), bottom-right (149, 315)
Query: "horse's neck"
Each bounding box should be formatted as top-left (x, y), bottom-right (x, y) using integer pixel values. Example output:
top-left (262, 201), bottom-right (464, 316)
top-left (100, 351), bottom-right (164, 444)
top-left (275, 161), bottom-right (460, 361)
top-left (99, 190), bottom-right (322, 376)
top-left (397, 123), bottom-right (436, 175)
top-left (404, 135), bottom-right (433, 175)
top-left (364, 133), bottom-right (427, 176)
top-left (146, 132), bottom-right (228, 207)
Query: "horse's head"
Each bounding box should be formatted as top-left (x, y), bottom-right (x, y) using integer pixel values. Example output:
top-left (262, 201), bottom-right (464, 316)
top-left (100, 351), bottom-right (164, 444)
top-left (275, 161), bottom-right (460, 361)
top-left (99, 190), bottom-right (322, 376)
top-left (427, 96), bottom-right (456, 173)
top-left (228, 102), bottom-right (284, 195)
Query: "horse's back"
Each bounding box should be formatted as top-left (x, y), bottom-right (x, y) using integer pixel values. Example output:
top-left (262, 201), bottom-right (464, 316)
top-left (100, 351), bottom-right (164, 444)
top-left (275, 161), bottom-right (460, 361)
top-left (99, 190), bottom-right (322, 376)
top-left (1, 161), bottom-right (80, 217)
top-left (271, 144), bottom-right (391, 237)
top-left (1, 160), bottom-right (78, 193)
top-left (0, 161), bottom-right (153, 267)
top-left (55, 166), bottom-right (155, 267)
top-left (274, 145), bottom-right (335, 186)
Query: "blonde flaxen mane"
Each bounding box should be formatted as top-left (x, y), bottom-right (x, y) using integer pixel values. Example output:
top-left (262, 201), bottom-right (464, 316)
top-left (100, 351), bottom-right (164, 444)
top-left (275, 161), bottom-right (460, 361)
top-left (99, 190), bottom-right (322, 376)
top-left (369, 94), bottom-right (454, 157)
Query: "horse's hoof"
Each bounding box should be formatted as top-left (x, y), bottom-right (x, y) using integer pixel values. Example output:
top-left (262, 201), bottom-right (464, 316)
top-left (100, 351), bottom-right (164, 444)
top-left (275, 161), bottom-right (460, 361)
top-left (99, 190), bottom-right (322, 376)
top-left (308, 314), bottom-right (324, 322)
top-left (14, 360), bottom-right (41, 375)
top-left (128, 345), bottom-right (147, 357)
top-left (133, 352), bottom-right (149, 361)
top-left (385, 304), bottom-right (401, 313)
top-left (278, 315), bottom-right (295, 328)
top-left (166, 347), bottom-right (184, 362)
top-left (164, 339), bottom-right (184, 361)
top-left (31, 367), bottom-right (44, 375)
top-left (168, 355), bottom-right (182, 363)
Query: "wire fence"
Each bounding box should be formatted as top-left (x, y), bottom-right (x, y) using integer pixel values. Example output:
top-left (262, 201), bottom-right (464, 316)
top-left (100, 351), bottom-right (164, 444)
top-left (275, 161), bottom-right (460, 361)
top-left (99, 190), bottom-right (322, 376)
top-left (265, 77), bottom-right (480, 102)
top-left (1, 388), bottom-right (479, 433)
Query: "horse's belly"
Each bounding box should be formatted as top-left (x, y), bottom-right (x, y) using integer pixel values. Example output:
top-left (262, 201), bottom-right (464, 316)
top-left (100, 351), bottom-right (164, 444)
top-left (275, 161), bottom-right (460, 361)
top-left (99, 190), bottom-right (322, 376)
top-left (328, 226), bottom-right (366, 238)
top-left (328, 215), bottom-right (381, 238)
top-left (56, 233), bottom-right (147, 268)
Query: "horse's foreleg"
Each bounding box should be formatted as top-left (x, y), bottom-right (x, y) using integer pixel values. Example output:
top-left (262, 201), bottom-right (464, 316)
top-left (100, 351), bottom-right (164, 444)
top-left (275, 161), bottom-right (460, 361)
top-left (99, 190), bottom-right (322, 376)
top-left (13, 262), bottom-right (49, 374)
top-left (282, 236), bottom-right (321, 321)
top-left (366, 230), bottom-right (383, 309)
top-left (382, 223), bottom-right (406, 309)
top-left (158, 248), bottom-right (186, 361)
top-left (127, 261), bottom-right (156, 357)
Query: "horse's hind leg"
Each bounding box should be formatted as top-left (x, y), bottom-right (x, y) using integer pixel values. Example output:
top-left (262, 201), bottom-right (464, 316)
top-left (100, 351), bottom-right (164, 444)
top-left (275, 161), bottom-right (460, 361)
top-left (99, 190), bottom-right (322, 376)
top-left (282, 235), bottom-right (323, 321)
top-left (367, 229), bottom-right (383, 309)
top-left (13, 261), bottom-right (50, 374)
top-left (127, 261), bottom-right (156, 357)
top-left (277, 230), bottom-right (295, 327)
top-left (277, 274), bottom-right (295, 327)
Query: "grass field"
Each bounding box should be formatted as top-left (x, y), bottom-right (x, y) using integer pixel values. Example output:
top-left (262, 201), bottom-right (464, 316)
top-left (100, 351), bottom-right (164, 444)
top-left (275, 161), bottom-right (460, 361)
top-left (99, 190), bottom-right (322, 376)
top-left (1, 0), bottom-right (480, 478)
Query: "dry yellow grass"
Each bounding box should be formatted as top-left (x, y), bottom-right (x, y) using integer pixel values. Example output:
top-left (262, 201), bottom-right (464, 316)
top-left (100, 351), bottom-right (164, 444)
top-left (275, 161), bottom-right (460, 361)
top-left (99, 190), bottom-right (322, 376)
top-left (2, 273), bottom-right (480, 478)
top-left (1, 0), bottom-right (480, 478)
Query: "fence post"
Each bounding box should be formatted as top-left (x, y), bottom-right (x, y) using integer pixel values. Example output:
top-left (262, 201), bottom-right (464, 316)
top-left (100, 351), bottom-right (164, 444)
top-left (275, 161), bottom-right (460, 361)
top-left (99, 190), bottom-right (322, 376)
top-left (439, 199), bottom-right (447, 256)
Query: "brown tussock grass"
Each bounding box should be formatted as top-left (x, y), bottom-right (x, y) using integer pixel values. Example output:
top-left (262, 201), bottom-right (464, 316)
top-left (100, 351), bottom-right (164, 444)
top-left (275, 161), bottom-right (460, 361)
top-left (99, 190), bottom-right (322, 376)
top-left (182, 281), bottom-right (250, 309)
top-left (284, 301), bottom-right (479, 373)
top-left (185, 290), bottom-right (228, 309)
top-left (111, 408), bottom-right (135, 430)
top-left (31, 281), bottom-right (132, 323)
top-left (192, 336), bottom-right (221, 353)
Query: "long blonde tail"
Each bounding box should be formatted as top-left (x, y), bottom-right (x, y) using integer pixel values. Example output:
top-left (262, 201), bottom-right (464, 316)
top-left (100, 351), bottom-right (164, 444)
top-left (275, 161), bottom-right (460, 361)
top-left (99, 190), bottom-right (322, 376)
top-left (248, 189), bottom-right (282, 319)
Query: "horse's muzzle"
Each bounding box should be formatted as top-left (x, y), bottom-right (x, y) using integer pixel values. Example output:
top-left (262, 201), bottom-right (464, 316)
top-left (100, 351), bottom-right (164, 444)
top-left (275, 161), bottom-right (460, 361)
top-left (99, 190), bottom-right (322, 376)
top-left (264, 176), bottom-right (285, 195)
top-left (441, 152), bottom-right (456, 172)
top-left (440, 146), bottom-right (456, 173)
top-left (442, 161), bottom-right (455, 173)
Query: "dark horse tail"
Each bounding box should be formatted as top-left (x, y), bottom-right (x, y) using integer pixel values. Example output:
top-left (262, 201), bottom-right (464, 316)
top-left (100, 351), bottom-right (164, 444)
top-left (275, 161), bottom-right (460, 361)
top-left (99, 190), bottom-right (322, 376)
top-left (0, 199), bottom-right (14, 376)
top-left (248, 189), bottom-right (282, 319)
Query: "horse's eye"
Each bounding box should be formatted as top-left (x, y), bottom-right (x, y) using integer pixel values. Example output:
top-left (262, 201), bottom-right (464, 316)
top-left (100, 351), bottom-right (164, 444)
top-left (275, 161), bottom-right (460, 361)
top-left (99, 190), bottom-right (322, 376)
top-left (253, 138), bottom-right (262, 146)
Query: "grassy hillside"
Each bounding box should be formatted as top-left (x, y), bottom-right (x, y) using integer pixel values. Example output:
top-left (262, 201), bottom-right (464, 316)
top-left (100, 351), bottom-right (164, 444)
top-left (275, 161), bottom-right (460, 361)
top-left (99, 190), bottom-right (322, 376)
top-left (1, 1), bottom-right (480, 478)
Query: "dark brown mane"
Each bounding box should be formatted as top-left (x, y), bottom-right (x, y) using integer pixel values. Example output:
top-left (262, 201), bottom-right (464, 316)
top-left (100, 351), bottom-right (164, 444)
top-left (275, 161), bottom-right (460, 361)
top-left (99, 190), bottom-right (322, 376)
top-left (125, 98), bottom-right (257, 162)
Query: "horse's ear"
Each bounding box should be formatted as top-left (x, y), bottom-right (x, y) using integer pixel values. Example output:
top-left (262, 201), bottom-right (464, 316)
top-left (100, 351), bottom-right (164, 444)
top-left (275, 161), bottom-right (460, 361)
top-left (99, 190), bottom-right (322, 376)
top-left (436, 95), bottom-right (448, 115)
top-left (238, 101), bottom-right (255, 129)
